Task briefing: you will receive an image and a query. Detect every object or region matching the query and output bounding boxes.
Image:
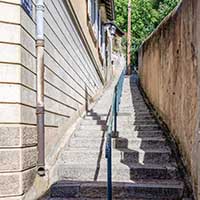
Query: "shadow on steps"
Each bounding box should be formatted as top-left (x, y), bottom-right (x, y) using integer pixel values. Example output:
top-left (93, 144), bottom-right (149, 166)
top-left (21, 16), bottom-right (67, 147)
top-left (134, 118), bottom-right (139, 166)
top-left (41, 180), bottom-right (184, 200)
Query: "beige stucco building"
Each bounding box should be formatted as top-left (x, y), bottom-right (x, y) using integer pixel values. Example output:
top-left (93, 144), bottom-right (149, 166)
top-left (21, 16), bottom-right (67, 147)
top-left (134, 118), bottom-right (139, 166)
top-left (0, 0), bottom-right (124, 199)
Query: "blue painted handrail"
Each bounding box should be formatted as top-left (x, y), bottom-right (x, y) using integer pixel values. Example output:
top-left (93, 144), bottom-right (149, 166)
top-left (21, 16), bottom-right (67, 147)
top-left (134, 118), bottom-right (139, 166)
top-left (105, 69), bottom-right (125, 200)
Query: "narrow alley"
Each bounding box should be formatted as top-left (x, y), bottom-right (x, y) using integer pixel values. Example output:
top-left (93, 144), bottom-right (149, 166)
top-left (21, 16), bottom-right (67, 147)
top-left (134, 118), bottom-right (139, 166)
top-left (0, 0), bottom-right (199, 199)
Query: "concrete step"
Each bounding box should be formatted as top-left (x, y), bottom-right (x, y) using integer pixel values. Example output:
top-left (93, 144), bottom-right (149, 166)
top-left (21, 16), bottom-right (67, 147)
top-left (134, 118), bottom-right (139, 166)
top-left (133, 120), bottom-right (157, 125)
top-left (58, 162), bottom-right (179, 182)
top-left (133, 115), bottom-right (155, 121)
top-left (114, 137), bottom-right (167, 149)
top-left (60, 149), bottom-right (119, 163)
top-left (73, 130), bottom-right (164, 139)
top-left (118, 148), bottom-right (172, 164)
top-left (118, 124), bottom-right (161, 132)
top-left (119, 107), bottom-right (150, 112)
top-left (124, 112), bottom-right (154, 117)
top-left (116, 115), bottom-right (156, 122)
top-left (134, 124), bottom-right (161, 131)
top-left (69, 136), bottom-right (166, 150)
top-left (84, 115), bottom-right (107, 121)
top-left (78, 124), bottom-right (107, 131)
top-left (117, 122), bottom-right (158, 129)
top-left (117, 120), bottom-right (157, 126)
top-left (80, 119), bottom-right (107, 125)
top-left (57, 163), bottom-right (130, 182)
top-left (128, 163), bottom-right (179, 180)
top-left (120, 100), bottom-right (147, 106)
top-left (61, 147), bottom-right (172, 165)
top-left (119, 105), bottom-right (150, 113)
top-left (120, 104), bottom-right (148, 108)
top-left (73, 130), bottom-right (105, 138)
top-left (69, 138), bottom-right (105, 149)
top-left (118, 130), bottom-right (165, 138)
top-left (50, 180), bottom-right (184, 199)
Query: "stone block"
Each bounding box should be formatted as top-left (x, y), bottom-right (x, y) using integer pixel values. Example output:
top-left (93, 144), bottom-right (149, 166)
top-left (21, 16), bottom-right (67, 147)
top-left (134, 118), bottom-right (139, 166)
top-left (20, 105), bottom-right (36, 124)
top-left (0, 172), bottom-right (20, 197)
top-left (21, 66), bottom-right (36, 88)
top-left (21, 85), bottom-right (36, 107)
top-left (21, 126), bottom-right (37, 146)
top-left (0, 64), bottom-right (21, 83)
top-left (21, 46), bottom-right (36, 73)
top-left (0, 126), bottom-right (37, 147)
top-left (22, 167), bottom-right (37, 194)
top-left (0, 149), bottom-right (20, 171)
top-left (20, 27), bottom-right (36, 56)
top-left (0, 104), bottom-right (20, 123)
top-left (0, 147), bottom-right (37, 172)
top-left (21, 147), bottom-right (37, 170)
top-left (0, 84), bottom-right (20, 102)
top-left (0, 43), bottom-right (20, 63)
top-left (0, 2), bottom-right (20, 23)
top-left (0, 167), bottom-right (36, 197)
top-left (0, 22), bottom-right (20, 43)
top-left (0, 83), bottom-right (36, 107)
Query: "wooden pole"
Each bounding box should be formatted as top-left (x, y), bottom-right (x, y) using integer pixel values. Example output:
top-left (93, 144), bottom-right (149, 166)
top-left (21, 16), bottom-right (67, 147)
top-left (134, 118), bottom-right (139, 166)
top-left (127, 0), bottom-right (132, 75)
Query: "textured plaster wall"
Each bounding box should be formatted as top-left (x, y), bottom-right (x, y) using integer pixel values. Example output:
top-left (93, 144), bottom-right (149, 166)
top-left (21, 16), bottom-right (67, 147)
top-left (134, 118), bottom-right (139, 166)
top-left (139, 0), bottom-right (200, 198)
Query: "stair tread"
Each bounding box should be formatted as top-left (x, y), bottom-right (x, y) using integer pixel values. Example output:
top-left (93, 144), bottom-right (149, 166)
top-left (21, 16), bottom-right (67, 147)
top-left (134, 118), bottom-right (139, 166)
top-left (53, 179), bottom-right (184, 188)
top-left (58, 162), bottom-right (177, 170)
top-left (70, 137), bottom-right (165, 142)
top-left (115, 137), bottom-right (166, 141)
top-left (65, 146), bottom-right (171, 152)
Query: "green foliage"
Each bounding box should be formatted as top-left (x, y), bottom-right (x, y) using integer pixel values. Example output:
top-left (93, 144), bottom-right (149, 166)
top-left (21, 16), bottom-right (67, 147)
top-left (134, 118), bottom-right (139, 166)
top-left (115, 0), bottom-right (180, 65)
top-left (158, 0), bottom-right (180, 20)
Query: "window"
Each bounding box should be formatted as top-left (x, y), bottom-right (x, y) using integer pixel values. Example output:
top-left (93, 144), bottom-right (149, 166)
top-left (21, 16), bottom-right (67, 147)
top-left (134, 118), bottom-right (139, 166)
top-left (88, 0), bottom-right (96, 25)
top-left (88, 0), bottom-right (106, 62)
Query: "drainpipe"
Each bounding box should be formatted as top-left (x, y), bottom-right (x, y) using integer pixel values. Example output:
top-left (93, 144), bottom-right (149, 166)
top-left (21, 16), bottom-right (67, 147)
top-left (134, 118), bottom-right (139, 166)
top-left (36, 0), bottom-right (45, 176)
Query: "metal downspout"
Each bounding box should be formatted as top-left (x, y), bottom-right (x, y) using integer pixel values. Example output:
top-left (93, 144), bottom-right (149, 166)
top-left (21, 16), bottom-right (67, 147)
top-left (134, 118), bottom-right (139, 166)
top-left (36, 0), bottom-right (45, 176)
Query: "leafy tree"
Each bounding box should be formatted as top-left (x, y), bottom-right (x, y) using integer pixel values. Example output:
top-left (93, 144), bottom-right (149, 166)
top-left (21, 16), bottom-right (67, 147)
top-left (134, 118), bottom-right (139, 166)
top-left (158, 0), bottom-right (180, 20)
top-left (115, 0), bottom-right (180, 65)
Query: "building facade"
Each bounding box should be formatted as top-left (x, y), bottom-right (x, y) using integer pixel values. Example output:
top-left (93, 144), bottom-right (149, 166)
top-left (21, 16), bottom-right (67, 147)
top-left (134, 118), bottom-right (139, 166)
top-left (0, 0), bottom-right (122, 199)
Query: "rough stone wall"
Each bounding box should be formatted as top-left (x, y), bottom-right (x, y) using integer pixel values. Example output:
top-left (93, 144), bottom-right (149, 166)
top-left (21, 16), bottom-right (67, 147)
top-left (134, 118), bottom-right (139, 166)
top-left (139, 0), bottom-right (200, 198)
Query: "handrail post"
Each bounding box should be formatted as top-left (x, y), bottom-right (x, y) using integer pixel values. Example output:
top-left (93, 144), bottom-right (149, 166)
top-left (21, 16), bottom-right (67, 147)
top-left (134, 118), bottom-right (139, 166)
top-left (107, 132), bottom-right (112, 200)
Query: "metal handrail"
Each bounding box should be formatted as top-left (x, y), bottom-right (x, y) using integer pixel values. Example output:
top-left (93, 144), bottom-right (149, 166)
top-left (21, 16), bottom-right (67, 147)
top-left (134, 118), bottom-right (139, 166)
top-left (105, 69), bottom-right (125, 200)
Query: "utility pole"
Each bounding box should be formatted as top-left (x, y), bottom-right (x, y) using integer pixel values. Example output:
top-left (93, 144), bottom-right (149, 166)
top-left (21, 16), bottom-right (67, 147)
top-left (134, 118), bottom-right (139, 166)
top-left (127, 0), bottom-right (132, 75)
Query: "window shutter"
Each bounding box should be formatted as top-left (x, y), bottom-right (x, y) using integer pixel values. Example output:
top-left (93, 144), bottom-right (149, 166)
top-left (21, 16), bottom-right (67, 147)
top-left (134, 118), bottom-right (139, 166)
top-left (88, 0), bottom-right (91, 19)
top-left (95, 1), bottom-right (99, 38)
top-left (102, 27), bottom-right (106, 61)
top-left (91, 0), bottom-right (95, 25)
top-left (98, 12), bottom-right (102, 47)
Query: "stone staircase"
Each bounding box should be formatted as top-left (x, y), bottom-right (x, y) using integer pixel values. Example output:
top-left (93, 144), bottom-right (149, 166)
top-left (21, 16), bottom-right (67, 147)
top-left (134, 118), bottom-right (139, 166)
top-left (44, 74), bottom-right (191, 199)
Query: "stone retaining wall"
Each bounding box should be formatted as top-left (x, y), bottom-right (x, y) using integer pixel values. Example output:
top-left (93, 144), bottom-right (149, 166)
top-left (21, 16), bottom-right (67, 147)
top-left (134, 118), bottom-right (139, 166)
top-left (139, 0), bottom-right (200, 198)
